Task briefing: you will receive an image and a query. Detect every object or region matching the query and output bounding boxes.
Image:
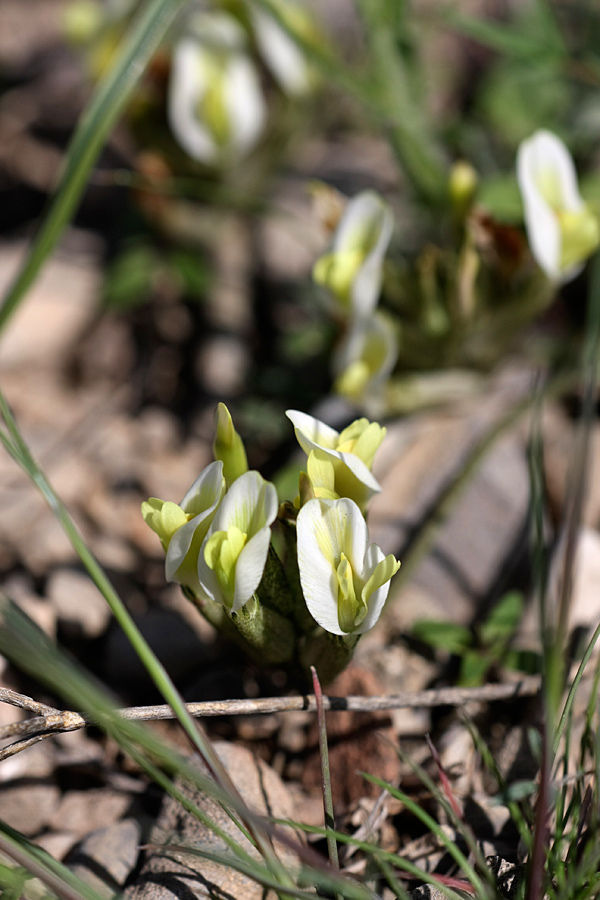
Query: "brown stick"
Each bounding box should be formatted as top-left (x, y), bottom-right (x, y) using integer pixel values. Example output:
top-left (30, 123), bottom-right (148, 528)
top-left (0, 675), bottom-right (541, 761)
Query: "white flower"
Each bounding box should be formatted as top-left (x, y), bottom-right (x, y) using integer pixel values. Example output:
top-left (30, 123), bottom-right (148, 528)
top-left (168, 14), bottom-right (266, 166)
top-left (197, 470), bottom-right (278, 612)
top-left (286, 409), bottom-right (385, 509)
top-left (297, 497), bottom-right (400, 635)
top-left (142, 461), bottom-right (226, 590)
top-left (333, 311), bottom-right (398, 405)
top-left (250, 0), bottom-right (312, 96)
top-left (313, 190), bottom-right (394, 318)
top-left (517, 129), bottom-right (599, 282)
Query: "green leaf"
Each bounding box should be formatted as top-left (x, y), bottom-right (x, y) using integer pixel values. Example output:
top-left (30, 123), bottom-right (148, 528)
top-left (479, 591), bottom-right (524, 646)
top-left (503, 648), bottom-right (543, 675)
top-left (169, 249), bottom-right (211, 301)
top-left (458, 648), bottom-right (491, 687)
top-left (0, 0), bottom-right (188, 335)
top-left (478, 61), bottom-right (569, 147)
top-left (491, 779), bottom-right (538, 805)
top-left (0, 863), bottom-right (31, 900)
top-left (445, 4), bottom-right (564, 62)
top-left (103, 244), bottom-right (156, 310)
top-left (412, 619), bottom-right (472, 654)
top-left (478, 174), bottom-right (523, 224)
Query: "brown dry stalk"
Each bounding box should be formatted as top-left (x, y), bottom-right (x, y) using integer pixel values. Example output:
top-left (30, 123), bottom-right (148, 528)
top-left (0, 676), bottom-right (541, 762)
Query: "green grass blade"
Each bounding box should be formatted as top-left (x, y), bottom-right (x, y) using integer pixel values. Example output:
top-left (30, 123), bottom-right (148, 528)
top-left (0, 823), bottom-right (109, 900)
top-left (554, 252), bottom-right (600, 753)
top-left (0, 0), bottom-right (187, 336)
top-left (0, 392), bottom-right (294, 891)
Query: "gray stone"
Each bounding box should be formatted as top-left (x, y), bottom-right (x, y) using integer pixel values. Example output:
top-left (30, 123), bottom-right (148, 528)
top-left (67, 819), bottom-right (141, 899)
top-left (126, 741), bottom-right (299, 900)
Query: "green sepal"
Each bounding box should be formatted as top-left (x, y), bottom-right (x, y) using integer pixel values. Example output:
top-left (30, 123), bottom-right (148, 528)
top-left (230, 595), bottom-right (295, 665)
top-left (182, 585), bottom-right (295, 665)
top-left (256, 544), bottom-right (295, 618)
top-left (299, 629), bottom-right (359, 686)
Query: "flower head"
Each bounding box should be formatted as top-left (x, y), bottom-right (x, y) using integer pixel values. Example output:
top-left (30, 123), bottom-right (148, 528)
top-left (250, 0), bottom-right (314, 96)
top-left (333, 311), bottom-right (398, 406)
top-left (297, 497), bottom-right (400, 635)
top-left (517, 129), bottom-right (599, 282)
top-left (313, 190), bottom-right (393, 318)
top-left (197, 470), bottom-right (278, 612)
top-left (286, 409), bottom-right (385, 510)
top-left (168, 14), bottom-right (265, 166)
top-left (142, 461), bottom-right (226, 590)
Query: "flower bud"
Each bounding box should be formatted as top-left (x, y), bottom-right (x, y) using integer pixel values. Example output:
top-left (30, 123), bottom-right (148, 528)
top-left (213, 402), bottom-right (248, 488)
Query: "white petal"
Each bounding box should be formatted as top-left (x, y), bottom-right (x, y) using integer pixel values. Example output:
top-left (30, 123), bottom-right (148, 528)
top-left (212, 470), bottom-right (277, 534)
top-left (325, 497), bottom-right (369, 570)
top-left (333, 191), bottom-right (391, 253)
top-left (297, 499), bottom-right (343, 634)
top-left (231, 527), bottom-right (272, 612)
top-left (297, 497), bottom-right (370, 635)
top-left (334, 191), bottom-right (394, 317)
top-left (224, 55), bottom-right (266, 158)
top-left (252, 7), bottom-right (310, 96)
top-left (196, 550), bottom-right (220, 605)
top-left (333, 311), bottom-right (398, 387)
top-left (285, 409), bottom-right (340, 452)
top-left (517, 130), bottom-right (584, 281)
top-left (165, 512), bottom-right (205, 582)
top-left (180, 460), bottom-right (224, 514)
top-left (168, 39), bottom-right (217, 164)
top-left (355, 542), bottom-right (390, 634)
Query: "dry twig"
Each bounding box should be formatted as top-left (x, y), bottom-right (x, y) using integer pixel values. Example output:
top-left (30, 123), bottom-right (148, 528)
top-left (0, 676), bottom-right (541, 762)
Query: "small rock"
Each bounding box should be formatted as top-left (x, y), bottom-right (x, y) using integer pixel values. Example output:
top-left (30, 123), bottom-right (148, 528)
top-left (0, 782), bottom-right (60, 835)
top-left (126, 741), bottom-right (300, 900)
top-left (50, 788), bottom-right (131, 837)
top-left (47, 567), bottom-right (112, 640)
top-left (0, 238), bottom-right (99, 369)
top-left (36, 831), bottom-right (79, 862)
top-left (66, 819), bottom-right (141, 899)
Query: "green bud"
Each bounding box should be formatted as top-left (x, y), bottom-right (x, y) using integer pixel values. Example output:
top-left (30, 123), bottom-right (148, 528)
top-left (213, 402), bottom-right (248, 488)
top-left (449, 160), bottom-right (478, 216)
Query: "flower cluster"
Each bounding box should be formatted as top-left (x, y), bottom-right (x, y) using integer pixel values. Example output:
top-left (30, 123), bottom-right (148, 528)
top-left (168, 0), bottom-right (317, 167)
top-left (516, 129), bottom-right (599, 283)
top-left (310, 130), bottom-right (599, 419)
top-left (143, 404), bottom-right (399, 680)
top-left (65, 0), bottom-right (319, 169)
top-left (313, 190), bottom-right (398, 411)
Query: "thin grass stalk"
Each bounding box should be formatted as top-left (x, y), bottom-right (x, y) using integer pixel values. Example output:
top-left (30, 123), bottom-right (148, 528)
top-left (310, 667), bottom-right (340, 884)
top-left (360, 773), bottom-right (487, 896)
top-left (526, 724), bottom-right (551, 900)
top-left (0, 395), bottom-right (294, 893)
top-left (0, 825), bottom-right (107, 900)
top-left (551, 254), bottom-right (600, 708)
top-left (0, 597), bottom-right (265, 870)
top-left (372, 856), bottom-right (412, 900)
top-left (393, 740), bottom-right (493, 892)
top-left (461, 717), bottom-right (534, 854)
top-left (553, 255), bottom-right (600, 754)
top-left (0, 0), bottom-right (188, 335)
top-left (351, 0), bottom-right (446, 203)
top-left (278, 819), bottom-right (467, 900)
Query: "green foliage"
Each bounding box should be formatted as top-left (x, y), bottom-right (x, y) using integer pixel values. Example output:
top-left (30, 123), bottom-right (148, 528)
top-left (413, 591), bottom-right (528, 686)
top-left (103, 243), bottom-right (210, 309)
top-left (0, 863), bottom-right (33, 900)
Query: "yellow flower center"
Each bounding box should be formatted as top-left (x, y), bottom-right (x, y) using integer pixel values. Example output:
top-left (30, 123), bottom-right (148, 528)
top-left (204, 525), bottom-right (248, 608)
top-left (336, 552), bottom-right (366, 632)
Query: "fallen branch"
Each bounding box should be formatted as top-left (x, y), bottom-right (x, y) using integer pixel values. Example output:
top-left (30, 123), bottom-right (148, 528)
top-left (0, 676), bottom-right (541, 762)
